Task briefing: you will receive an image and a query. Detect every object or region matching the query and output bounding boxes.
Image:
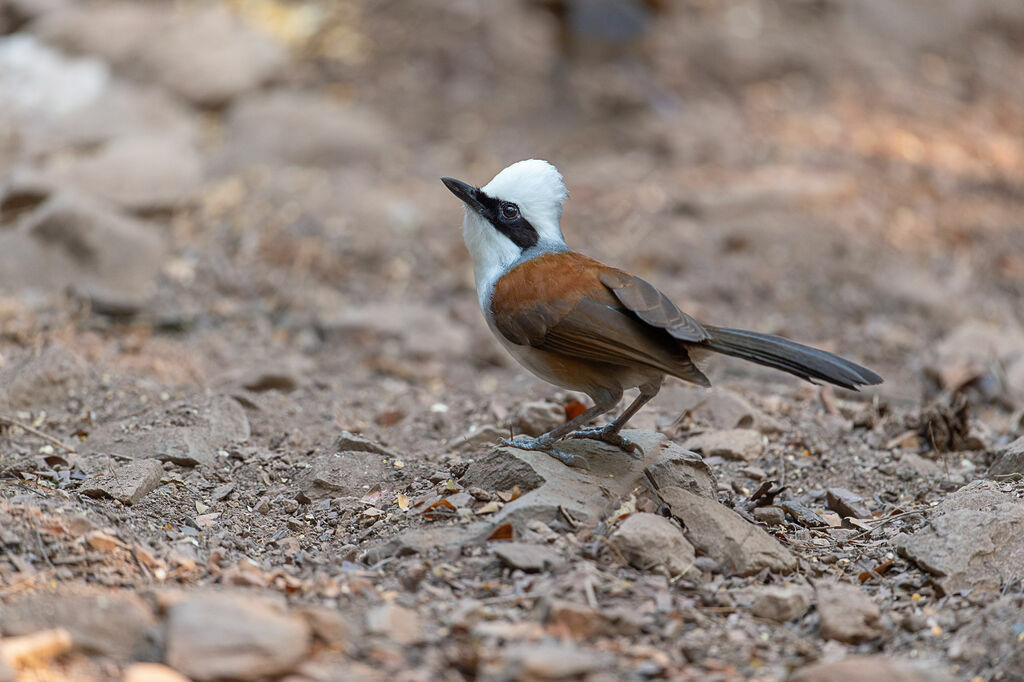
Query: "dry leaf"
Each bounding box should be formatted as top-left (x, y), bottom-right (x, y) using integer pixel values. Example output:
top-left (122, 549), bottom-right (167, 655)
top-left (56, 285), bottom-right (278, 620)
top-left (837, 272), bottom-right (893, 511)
top-left (395, 492), bottom-right (410, 511)
top-left (564, 400), bottom-right (587, 421)
top-left (422, 497), bottom-right (456, 519)
top-left (475, 500), bottom-right (501, 515)
top-left (488, 523), bottom-right (515, 541)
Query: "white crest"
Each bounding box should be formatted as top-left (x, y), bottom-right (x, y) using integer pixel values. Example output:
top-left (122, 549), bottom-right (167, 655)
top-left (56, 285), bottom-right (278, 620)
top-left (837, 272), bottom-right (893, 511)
top-left (461, 159), bottom-right (570, 307)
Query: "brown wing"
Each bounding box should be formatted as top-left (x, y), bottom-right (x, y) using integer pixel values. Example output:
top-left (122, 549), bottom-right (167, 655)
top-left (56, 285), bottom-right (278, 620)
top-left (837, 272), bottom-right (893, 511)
top-left (491, 252), bottom-right (709, 385)
top-left (598, 271), bottom-right (710, 342)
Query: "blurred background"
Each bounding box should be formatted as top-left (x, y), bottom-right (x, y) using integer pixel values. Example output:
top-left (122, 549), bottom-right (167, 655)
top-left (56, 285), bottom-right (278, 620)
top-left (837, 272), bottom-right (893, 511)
top-left (1, 1), bottom-right (1024, 680)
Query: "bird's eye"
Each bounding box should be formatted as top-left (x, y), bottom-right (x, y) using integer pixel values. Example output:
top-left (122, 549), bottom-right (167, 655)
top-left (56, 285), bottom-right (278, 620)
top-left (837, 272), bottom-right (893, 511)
top-left (501, 203), bottom-right (520, 220)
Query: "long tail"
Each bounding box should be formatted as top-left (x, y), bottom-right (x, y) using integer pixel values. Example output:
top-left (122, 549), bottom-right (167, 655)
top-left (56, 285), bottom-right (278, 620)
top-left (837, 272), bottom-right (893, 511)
top-left (702, 326), bottom-right (882, 390)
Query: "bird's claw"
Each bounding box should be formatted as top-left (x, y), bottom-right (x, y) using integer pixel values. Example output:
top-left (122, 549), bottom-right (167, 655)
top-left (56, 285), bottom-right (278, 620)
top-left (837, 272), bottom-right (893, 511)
top-left (568, 426), bottom-right (643, 457)
top-left (500, 437), bottom-right (589, 469)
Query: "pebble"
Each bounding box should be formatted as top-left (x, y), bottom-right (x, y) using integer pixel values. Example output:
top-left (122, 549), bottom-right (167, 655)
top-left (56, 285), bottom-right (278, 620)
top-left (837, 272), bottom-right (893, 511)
top-left (826, 487), bottom-right (872, 519)
top-left (513, 400), bottom-right (564, 437)
top-left (816, 582), bottom-right (882, 643)
top-left (610, 512), bottom-right (695, 577)
top-left (750, 585), bottom-right (811, 622)
top-left (123, 663), bottom-right (190, 682)
top-left (164, 592), bottom-right (310, 681)
top-left (660, 486), bottom-right (796, 576)
top-left (493, 542), bottom-right (565, 573)
top-left (80, 458), bottom-right (163, 505)
top-left (752, 506), bottom-right (786, 525)
top-left (365, 602), bottom-right (422, 646)
top-left (789, 655), bottom-right (953, 682)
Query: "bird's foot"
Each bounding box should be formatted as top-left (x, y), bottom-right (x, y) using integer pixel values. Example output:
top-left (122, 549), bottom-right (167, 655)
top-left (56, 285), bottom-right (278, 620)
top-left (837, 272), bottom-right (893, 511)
top-left (568, 426), bottom-right (643, 457)
top-left (500, 437), bottom-right (589, 469)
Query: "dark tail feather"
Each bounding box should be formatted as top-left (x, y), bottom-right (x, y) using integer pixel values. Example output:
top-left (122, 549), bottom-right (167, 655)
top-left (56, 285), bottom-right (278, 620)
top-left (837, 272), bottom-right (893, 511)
top-left (702, 326), bottom-right (882, 390)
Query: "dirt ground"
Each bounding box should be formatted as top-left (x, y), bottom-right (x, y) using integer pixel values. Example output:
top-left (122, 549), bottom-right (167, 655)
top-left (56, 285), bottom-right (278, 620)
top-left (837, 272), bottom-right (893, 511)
top-left (1, 1), bottom-right (1024, 680)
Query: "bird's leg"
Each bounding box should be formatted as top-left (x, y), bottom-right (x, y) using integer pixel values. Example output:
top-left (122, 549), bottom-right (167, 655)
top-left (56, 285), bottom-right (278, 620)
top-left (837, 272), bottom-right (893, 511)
top-left (502, 391), bottom-right (620, 468)
top-left (569, 379), bottom-right (662, 455)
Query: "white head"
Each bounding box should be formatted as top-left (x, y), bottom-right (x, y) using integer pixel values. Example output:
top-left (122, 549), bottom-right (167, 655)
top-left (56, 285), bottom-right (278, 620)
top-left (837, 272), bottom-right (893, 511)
top-left (442, 159), bottom-right (569, 303)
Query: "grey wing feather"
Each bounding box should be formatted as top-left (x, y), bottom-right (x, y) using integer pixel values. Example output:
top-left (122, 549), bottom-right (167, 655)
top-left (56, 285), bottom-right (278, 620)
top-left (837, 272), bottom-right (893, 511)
top-left (599, 271), bottom-right (710, 342)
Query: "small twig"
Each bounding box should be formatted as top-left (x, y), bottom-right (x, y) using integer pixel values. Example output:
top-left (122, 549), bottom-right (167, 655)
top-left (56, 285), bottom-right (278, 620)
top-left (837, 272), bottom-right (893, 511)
top-left (848, 509), bottom-right (929, 541)
top-left (0, 414), bottom-right (77, 454)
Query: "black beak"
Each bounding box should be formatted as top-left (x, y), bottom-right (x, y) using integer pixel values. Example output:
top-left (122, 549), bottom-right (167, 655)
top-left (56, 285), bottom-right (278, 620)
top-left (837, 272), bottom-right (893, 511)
top-left (441, 177), bottom-right (485, 213)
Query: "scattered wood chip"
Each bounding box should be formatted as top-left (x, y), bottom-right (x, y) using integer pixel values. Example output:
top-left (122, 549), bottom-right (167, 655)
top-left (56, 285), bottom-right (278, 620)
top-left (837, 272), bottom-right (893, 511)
top-left (488, 524), bottom-right (515, 541)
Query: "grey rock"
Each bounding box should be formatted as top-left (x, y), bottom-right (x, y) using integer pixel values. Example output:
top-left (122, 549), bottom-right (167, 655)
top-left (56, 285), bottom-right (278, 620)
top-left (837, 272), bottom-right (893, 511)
top-left (779, 500), bottom-right (829, 528)
top-left (0, 344), bottom-right (88, 411)
top-left (789, 655), bottom-right (953, 682)
top-left (826, 487), bottom-right (872, 519)
top-left (138, 8), bottom-right (286, 106)
top-left (894, 451), bottom-right (943, 478)
top-left (165, 592), bottom-right (311, 682)
top-left (224, 91), bottom-right (390, 167)
top-left (988, 435), bottom-right (1024, 478)
top-left (459, 448), bottom-right (546, 494)
top-left (85, 395), bottom-right (250, 466)
top-left (661, 385), bottom-right (784, 433)
top-left (490, 430), bottom-right (674, 531)
top-left (30, 82), bottom-right (196, 155)
top-left (644, 447), bottom-right (716, 499)
top-left (753, 506), bottom-right (786, 525)
top-left (611, 512), bottom-right (695, 577)
top-left (816, 581), bottom-right (882, 643)
top-left (498, 643), bottom-right (611, 680)
top-left (296, 606), bottom-right (358, 650)
top-left (366, 523), bottom-right (493, 562)
top-left (947, 594), bottom-right (1024, 676)
top-left (661, 486), bottom-right (797, 576)
top-left (365, 602), bottom-right (422, 645)
top-left (935, 480), bottom-right (1011, 513)
top-left (750, 585), bottom-right (811, 622)
top-left (493, 542), bottom-right (565, 572)
top-left (513, 401), bottom-right (564, 438)
top-left (0, 588), bottom-right (158, 662)
top-left (300, 451), bottom-right (391, 499)
top-left (683, 428), bottom-right (764, 461)
top-left (80, 458), bottom-right (163, 505)
top-left (896, 489), bottom-right (1024, 594)
top-left (32, 3), bottom-right (170, 66)
top-left (331, 430), bottom-right (397, 458)
top-left (47, 135), bottom-right (202, 211)
top-left (0, 187), bottom-right (166, 311)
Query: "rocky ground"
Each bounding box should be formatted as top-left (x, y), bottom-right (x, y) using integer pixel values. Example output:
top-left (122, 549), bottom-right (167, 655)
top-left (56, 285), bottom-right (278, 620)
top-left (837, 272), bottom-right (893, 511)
top-left (1, 1), bottom-right (1024, 681)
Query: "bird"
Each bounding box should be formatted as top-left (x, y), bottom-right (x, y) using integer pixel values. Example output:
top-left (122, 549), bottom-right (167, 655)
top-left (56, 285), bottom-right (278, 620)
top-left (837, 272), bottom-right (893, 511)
top-left (441, 160), bottom-right (882, 467)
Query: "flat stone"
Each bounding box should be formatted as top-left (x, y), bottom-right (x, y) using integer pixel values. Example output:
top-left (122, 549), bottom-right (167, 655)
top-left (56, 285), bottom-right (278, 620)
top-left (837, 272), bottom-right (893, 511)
top-left (513, 401), bottom-right (564, 438)
top-left (657, 385), bottom-right (784, 433)
top-left (644, 447), bottom-right (716, 499)
top-left (779, 500), bottom-right (829, 528)
top-left (300, 450), bottom-right (391, 499)
top-left (683, 428), bottom-right (764, 461)
top-left (366, 522), bottom-right (493, 563)
top-left (895, 485), bottom-right (1024, 594)
top-left (47, 134), bottom-right (202, 211)
top-left (330, 430), bottom-right (397, 458)
top-left (610, 512), bottom-right (695, 577)
top-left (0, 588), bottom-right (158, 662)
top-left (498, 643), bottom-right (612, 680)
top-left (660, 486), bottom-right (796, 576)
top-left (826, 487), bottom-right (872, 519)
top-left (165, 592), bottom-right (310, 682)
top-left (753, 506), bottom-right (786, 525)
top-left (749, 585), bottom-right (811, 622)
top-left (295, 606), bottom-right (357, 650)
top-left (80, 458), bottom-right (163, 505)
top-left (789, 656), bottom-right (953, 682)
top-left (988, 435), bottom-right (1024, 478)
top-left (123, 664), bottom-right (190, 682)
top-left (816, 582), bottom-right (882, 643)
top-left (493, 542), bottom-right (565, 573)
top-left (365, 602), bottom-right (422, 646)
top-left (947, 594), bottom-right (1024, 675)
top-left (0, 186), bottom-right (166, 311)
top-left (487, 430), bottom-right (673, 531)
top-left (84, 395), bottom-right (250, 466)
top-left (0, 344), bottom-right (88, 411)
top-left (459, 448), bottom-right (546, 494)
top-left (223, 91), bottom-right (390, 167)
top-left (455, 424), bottom-right (504, 451)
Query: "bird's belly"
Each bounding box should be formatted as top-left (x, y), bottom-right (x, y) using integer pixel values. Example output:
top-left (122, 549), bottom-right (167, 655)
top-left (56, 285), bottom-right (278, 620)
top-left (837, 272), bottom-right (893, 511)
top-left (494, 331), bottom-right (658, 396)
